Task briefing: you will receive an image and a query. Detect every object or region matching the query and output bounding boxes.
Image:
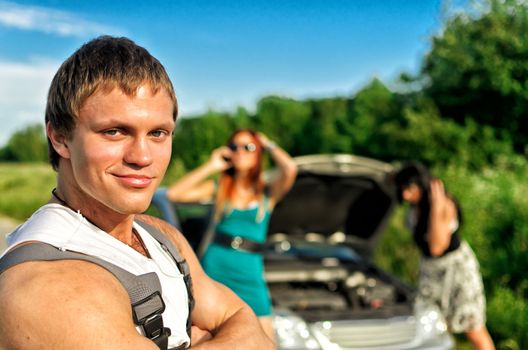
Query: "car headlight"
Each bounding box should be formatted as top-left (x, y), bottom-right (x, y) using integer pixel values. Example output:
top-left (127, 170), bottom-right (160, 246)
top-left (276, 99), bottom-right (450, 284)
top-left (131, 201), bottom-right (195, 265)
top-left (415, 303), bottom-right (448, 340)
top-left (274, 313), bottom-right (322, 350)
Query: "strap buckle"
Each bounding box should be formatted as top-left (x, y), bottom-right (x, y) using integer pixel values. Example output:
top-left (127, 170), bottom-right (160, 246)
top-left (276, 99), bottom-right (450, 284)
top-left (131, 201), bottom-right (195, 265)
top-left (143, 314), bottom-right (164, 339)
top-left (132, 291), bottom-right (169, 344)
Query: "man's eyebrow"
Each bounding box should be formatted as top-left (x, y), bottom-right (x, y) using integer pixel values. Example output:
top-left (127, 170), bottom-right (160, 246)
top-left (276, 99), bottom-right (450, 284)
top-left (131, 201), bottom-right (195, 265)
top-left (91, 119), bottom-right (175, 128)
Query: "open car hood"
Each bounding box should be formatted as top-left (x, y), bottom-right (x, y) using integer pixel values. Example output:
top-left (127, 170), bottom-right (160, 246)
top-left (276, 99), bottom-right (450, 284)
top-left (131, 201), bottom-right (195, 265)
top-left (267, 154), bottom-right (397, 257)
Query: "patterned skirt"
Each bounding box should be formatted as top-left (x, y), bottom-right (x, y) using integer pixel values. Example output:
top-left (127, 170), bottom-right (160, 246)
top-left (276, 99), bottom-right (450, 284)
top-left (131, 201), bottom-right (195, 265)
top-left (417, 241), bottom-right (486, 333)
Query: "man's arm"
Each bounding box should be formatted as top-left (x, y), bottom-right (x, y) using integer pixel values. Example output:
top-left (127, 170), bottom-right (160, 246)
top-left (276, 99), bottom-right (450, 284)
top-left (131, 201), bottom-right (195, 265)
top-left (0, 259), bottom-right (158, 350)
top-left (136, 214), bottom-right (275, 349)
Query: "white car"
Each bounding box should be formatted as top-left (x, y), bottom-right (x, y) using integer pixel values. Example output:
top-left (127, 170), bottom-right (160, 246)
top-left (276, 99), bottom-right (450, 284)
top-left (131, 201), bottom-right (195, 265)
top-left (151, 154), bottom-right (455, 350)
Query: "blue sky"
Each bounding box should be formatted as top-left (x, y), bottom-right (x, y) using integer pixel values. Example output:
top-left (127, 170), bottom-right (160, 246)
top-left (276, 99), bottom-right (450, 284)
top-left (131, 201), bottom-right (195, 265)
top-left (0, 0), bottom-right (446, 146)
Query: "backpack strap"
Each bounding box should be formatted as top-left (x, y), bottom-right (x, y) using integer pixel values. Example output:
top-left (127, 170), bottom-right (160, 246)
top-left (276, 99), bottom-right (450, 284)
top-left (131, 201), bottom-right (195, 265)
top-left (136, 221), bottom-right (195, 340)
top-left (0, 224), bottom-right (192, 350)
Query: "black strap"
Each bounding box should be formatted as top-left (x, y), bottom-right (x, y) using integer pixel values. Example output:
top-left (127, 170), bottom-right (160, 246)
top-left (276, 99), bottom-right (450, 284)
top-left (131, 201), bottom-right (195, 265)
top-left (213, 231), bottom-right (267, 253)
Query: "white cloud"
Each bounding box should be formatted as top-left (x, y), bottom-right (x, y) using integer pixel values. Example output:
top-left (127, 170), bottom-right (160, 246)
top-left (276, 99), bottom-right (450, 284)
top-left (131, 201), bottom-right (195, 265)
top-left (0, 1), bottom-right (122, 37)
top-left (0, 59), bottom-right (59, 146)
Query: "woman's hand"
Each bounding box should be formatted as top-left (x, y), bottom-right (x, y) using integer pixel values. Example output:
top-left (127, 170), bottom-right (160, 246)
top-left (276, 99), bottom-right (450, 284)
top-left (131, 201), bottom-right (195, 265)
top-left (208, 146), bottom-right (233, 172)
top-left (428, 178), bottom-right (457, 256)
top-left (256, 132), bottom-right (273, 151)
top-left (429, 179), bottom-right (455, 220)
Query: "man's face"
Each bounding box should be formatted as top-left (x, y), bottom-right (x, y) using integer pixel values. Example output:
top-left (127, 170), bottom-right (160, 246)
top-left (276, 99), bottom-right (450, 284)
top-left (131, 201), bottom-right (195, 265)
top-left (64, 85), bottom-right (175, 215)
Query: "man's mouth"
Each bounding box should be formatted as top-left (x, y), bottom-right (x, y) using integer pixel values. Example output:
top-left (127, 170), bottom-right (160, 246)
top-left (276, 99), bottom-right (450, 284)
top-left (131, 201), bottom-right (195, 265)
top-left (115, 174), bottom-right (154, 188)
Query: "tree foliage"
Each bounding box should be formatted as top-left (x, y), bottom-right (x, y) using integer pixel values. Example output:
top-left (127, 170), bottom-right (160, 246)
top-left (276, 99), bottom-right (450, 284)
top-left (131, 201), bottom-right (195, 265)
top-left (253, 96), bottom-right (312, 154)
top-left (171, 74), bottom-right (516, 172)
top-left (0, 124), bottom-right (48, 162)
top-left (421, 0), bottom-right (528, 152)
top-left (346, 78), bottom-right (403, 157)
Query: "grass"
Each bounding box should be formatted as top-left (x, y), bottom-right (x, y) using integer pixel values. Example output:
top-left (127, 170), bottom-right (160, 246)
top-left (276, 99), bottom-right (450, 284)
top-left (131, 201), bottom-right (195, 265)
top-left (0, 162), bottom-right (56, 220)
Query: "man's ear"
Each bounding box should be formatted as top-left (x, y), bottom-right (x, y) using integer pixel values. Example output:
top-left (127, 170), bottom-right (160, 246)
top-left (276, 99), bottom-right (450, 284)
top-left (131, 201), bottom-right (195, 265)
top-left (46, 121), bottom-right (71, 159)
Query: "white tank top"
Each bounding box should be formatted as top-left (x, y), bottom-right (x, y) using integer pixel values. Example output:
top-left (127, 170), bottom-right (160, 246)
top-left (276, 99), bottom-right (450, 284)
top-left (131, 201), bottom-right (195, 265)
top-left (3, 204), bottom-right (190, 348)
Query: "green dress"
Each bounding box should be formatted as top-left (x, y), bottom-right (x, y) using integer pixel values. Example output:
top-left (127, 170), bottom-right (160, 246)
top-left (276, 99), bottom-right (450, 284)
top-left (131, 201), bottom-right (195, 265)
top-left (201, 201), bottom-right (272, 316)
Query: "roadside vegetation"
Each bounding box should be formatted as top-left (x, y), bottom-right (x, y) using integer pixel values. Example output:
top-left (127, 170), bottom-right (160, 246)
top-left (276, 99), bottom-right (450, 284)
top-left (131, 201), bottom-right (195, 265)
top-left (0, 163), bottom-right (55, 221)
top-left (0, 1), bottom-right (526, 348)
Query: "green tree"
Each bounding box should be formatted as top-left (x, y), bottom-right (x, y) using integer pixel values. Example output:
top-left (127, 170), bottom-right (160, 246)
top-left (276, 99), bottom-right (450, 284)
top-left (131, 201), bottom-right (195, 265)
top-left (380, 100), bottom-right (514, 169)
top-left (347, 78), bottom-right (403, 159)
top-left (1, 124), bottom-right (48, 162)
top-left (296, 97), bottom-right (351, 155)
top-left (421, 0), bottom-right (528, 152)
top-left (253, 96), bottom-right (312, 155)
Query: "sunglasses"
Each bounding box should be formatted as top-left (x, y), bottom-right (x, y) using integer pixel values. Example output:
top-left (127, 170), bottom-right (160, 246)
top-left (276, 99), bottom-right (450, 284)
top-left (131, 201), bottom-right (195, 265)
top-left (227, 142), bottom-right (257, 152)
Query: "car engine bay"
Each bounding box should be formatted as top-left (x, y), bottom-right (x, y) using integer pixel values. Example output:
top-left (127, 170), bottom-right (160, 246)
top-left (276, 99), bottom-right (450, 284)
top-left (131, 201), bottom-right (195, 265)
top-left (265, 237), bottom-right (414, 323)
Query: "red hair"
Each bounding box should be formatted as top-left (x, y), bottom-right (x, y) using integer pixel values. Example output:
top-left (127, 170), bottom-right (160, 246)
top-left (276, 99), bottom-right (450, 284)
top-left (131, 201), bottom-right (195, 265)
top-left (215, 129), bottom-right (265, 220)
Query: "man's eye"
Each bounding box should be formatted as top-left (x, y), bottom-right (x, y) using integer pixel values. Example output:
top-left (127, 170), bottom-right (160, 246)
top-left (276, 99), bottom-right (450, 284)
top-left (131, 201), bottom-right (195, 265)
top-left (103, 129), bottom-right (122, 136)
top-left (151, 130), bottom-right (167, 138)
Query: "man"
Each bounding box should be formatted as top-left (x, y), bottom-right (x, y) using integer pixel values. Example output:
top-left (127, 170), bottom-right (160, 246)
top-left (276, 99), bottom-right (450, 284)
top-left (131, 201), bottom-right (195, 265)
top-left (0, 36), bottom-right (274, 349)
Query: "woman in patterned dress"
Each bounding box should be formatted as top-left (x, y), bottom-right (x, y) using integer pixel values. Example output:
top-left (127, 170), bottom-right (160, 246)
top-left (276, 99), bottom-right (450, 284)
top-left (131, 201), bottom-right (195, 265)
top-left (394, 162), bottom-right (495, 350)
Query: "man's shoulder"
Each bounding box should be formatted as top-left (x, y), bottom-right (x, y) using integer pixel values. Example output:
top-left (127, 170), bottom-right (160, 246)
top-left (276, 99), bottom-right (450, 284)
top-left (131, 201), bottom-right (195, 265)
top-left (0, 259), bottom-right (127, 307)
top-left (0, 260), bottom-right (129, 344)
top-left (0, 259), bottom-right (158, 349)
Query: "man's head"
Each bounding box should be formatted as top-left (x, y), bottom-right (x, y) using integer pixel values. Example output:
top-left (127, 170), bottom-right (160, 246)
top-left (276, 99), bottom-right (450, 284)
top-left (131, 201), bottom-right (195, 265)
top-left (45, 35), bottom-right (177, 170)
top-left (46, 36), bottom-right (177, 216)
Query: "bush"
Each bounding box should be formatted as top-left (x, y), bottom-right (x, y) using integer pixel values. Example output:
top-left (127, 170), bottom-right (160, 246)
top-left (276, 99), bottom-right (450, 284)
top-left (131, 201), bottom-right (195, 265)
top-left (487, 287), bottom-right (527, 350)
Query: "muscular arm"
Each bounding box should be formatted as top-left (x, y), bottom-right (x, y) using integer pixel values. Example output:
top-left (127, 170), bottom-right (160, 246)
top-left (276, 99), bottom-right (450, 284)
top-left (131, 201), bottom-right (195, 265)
top-left (427, 179), bottom-right (458, 257)
top-left (136, 214), bottom-right (275, 349)
top-left (0, 260), bottom-right (157, 350)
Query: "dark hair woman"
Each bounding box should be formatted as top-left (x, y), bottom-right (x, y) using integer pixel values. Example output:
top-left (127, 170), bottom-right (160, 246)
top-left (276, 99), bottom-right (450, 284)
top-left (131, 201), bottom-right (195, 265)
top-left (394, 162), bottom-right (495, 350)
top-left (167, 129), bottom-right (297, 342)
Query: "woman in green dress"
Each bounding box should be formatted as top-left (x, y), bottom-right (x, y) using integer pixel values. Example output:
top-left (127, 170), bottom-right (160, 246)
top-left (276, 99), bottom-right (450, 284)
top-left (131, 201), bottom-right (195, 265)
top-left (167, 129), bottom-right (297, 342)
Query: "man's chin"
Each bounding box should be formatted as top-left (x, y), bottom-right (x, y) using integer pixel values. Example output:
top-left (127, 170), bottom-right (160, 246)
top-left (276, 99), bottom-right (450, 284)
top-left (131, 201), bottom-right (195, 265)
top-left (109, 197), bottom-right (153, 215)
top-left (118, 202), bottom-right (151, 215)
top-left (94, 187), bottom-right (155, 215)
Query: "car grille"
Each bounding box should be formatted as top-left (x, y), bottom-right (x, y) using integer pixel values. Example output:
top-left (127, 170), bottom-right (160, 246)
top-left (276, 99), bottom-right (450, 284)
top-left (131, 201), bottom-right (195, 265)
top-left (312, 317), bottom-right (417, 349)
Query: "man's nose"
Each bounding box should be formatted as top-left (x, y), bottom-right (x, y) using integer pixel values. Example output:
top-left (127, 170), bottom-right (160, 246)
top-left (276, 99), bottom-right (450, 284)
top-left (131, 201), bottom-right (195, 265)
top-left (124, 137), bottom-right (153, 167)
